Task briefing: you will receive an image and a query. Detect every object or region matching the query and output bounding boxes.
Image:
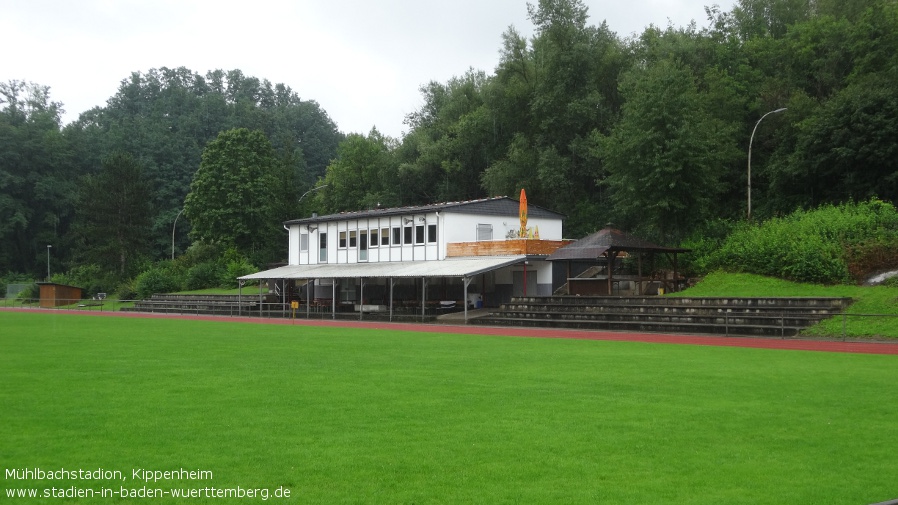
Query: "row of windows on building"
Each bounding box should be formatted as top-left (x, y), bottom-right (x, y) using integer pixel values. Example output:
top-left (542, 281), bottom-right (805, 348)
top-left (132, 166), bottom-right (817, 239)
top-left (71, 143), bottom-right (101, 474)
top-left (299, 224), bottom-right (438, 252)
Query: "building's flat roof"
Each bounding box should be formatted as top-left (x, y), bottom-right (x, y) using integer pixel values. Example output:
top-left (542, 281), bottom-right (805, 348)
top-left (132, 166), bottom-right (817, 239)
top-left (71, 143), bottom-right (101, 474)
top-left (239, 256), bottom-right (528, 280)
top-left (36, 282), bottom-right (83, 290)
top-left (284, 196), bottom-right (565, 226)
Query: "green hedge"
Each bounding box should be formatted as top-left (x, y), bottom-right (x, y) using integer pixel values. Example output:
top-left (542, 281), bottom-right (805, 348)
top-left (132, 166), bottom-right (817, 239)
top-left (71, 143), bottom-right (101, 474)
top-left (129, 245), bottom-right (260, 298)
top-left (185, 261), bottom-right (225, 291)
top-left (134, 263), bottom-right (184, 299)
top-left (707, 199), bottom-right (898, 284)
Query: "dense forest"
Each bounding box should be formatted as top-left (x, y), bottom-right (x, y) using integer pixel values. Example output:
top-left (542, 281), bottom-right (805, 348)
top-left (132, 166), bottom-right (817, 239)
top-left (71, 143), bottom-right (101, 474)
top-left (314, 0), bottom-right (898, 240)
top-left (2, 0), bottom-right (897, 291)
top-left (0, 69), bottom-right (344, 279)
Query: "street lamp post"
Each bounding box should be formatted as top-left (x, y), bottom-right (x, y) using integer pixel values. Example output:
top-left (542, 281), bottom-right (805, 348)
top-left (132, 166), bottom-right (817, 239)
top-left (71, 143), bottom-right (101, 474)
top-left (298, 184), bottom-right (328, 206)
top-left (748, 107), bottom-right (787, 220)
top-left (46, 244), bottom-right (52, 281)
top-left (172, 208), bottom-right (185, 260)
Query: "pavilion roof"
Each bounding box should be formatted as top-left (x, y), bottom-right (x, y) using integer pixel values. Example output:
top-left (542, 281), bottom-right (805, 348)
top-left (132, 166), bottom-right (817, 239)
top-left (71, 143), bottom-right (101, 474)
top-left (546, 227), bottom-right (690, 261)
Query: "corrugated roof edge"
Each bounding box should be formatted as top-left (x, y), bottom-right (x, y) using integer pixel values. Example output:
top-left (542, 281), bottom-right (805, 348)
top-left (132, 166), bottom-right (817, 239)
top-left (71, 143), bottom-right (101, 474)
top-left (284, 196), bottom-right (566, 225)
top-left (239, 255), bottom-right (528, 280)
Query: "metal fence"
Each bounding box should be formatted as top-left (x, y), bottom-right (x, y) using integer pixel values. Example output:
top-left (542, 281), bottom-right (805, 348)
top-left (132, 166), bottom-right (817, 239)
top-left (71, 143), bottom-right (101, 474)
top-left (716, 311), bottom-right (898, 340)
top-left (0, 298), bottom-right (446, 323)
top-left (3, 297), bottom-right (898, 338)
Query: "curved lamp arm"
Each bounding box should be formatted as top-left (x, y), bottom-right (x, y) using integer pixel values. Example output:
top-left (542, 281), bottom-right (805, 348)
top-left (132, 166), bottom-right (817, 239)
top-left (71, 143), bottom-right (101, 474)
top-left (748, 108), bottom-right (787, 220)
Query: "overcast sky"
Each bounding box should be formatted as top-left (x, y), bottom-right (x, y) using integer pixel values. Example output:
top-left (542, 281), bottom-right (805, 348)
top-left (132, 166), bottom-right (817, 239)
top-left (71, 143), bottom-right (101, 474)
top-left (2, 0), bottom-right (734, 139)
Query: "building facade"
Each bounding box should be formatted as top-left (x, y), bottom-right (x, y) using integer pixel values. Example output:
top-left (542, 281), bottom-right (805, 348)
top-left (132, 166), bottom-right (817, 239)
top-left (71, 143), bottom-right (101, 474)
top-left (241, 197), bottom-right (568, 315)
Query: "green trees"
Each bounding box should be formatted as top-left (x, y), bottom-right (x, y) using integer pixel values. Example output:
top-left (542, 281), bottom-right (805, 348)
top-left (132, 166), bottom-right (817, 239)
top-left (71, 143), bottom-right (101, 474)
top-left (315, 128), bottom-right (399, 213)
top-left (0, 80), bottom-right (75, 275)
top-left (741, 0), bottom-right (898, 216)
top-left (66, 67), bottom-right (342, 259)
top-left (521, 1), bottom-right (626, 234)
top-left (4, 0), bottom-right (898, 285)
top-left (777, 73), bottom-right (898, 208)
top-left (1, 68), bottom-right (343, 285)
top-left (71, 152), bottom-right (154, 278)
top-left (402, 71), bottom-right (498, 203)
top-left (600, 59), bottom-right (741, 242)
top-left (184, 128), bottom-right (286, 261)
top-left (359, 0), bottom-right (898, 242)
top-left (461, 0), bottom-right (630, 235)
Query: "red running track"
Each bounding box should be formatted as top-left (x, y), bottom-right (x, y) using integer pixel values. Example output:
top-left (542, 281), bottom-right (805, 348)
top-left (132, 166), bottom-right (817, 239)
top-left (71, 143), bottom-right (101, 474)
top-left (4, 307), bottom-right (898, 355)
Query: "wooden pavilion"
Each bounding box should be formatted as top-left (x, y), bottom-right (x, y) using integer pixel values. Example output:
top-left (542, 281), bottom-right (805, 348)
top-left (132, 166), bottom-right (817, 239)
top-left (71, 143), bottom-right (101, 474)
top-left (546, 226), bottom-right (690, 296)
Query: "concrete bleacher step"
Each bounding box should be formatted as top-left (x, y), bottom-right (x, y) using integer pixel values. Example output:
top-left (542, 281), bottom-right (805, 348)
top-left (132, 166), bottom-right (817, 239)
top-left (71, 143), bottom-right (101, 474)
top-left (511, 295), bottom-right (849, 308)
top-left (500, 303), bottom-right (841, 317)
top-left (475, 315), bottom-right (805, 337)
top-left (126, 294), bottom-right (264, 317)
top-left (496, 309), bottom-right (827, 326)
top-left (474, 296), bottom-right (852, 337)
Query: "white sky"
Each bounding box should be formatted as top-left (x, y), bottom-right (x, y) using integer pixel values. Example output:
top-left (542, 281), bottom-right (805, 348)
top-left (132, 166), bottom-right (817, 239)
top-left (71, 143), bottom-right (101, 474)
top-left (1, 0), bottom-right (733, 139)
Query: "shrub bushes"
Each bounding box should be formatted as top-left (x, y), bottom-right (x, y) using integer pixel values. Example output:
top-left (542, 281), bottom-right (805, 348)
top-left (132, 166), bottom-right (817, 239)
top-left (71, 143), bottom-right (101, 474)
top-left (49, 264), bottom-right (118, 297)
top-left (116, 279), bottom-right (138, 301)
top-left (223, 258), bottom-right (257, 289)
top-left (1, 273), bottom-right (35, 299)
top-left (134, 263), bottom-right (184, 299)
top-left (185, 261), bottom-right (225, 291)
top-left (17, 283), bottom-right (40, 302)
top-left (706, 199), bottom-right (898, 284)
top-left (677, 219), bottom-right (735, 277)
top-left (127, 244), bottom-right (260, 298)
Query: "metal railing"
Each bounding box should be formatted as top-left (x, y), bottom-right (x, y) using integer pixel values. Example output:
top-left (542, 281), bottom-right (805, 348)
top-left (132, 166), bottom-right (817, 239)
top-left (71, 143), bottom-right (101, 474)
top-left (3, 297), bottom-right (897, 339)
top-left (0, 297), bottom-right (446, 322)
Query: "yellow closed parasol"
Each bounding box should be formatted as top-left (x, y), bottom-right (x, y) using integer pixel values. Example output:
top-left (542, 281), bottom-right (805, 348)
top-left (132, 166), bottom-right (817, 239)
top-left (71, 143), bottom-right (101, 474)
top-left (519, 188), bottom-right (528, 238)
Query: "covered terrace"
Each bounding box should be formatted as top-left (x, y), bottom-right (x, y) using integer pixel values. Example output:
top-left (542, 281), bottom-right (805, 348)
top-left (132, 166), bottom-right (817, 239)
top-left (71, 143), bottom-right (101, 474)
top-left (237, 255), bottom-right (529, 323)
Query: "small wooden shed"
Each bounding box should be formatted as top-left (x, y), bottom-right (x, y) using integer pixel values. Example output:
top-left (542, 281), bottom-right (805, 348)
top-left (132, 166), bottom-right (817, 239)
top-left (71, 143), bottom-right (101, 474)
top-left (38, 282), bottom-right (83, 308)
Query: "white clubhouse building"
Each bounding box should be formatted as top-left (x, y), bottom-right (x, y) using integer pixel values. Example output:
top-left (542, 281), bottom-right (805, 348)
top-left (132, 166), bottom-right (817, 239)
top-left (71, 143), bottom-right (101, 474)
top-left (240, 196), bottom-right (568, 320)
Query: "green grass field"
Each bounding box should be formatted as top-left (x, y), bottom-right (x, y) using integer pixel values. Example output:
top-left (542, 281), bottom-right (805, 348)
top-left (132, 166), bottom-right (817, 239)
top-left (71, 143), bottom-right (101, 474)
top-left (2, 311), bottom-right (897, 504)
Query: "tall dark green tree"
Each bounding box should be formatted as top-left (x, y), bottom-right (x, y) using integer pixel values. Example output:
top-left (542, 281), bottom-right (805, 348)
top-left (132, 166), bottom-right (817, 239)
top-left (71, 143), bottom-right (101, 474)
top-left (184, 128), bottom-right (286, 261)
top-left (71, 152), bottom-right (154, 277)
top-left (731, 0), bottom-right (814, 39)
top-left (774, 72), bottom-right (898, 208)
top-left (315, 128), bottom-right (399, 213)
top-left (480, 0), bottom-right (628, 235)
top-left (600, 59), bottom-right (741, 242)
top-left (402, 70), bottom-right (498, 203)
top-left (0, 80), bottom-right (75, 276)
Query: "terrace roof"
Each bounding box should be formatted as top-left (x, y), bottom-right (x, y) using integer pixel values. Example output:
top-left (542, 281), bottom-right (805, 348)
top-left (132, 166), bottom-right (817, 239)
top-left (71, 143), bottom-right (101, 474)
top-left (238, 255), bottom-right (527, 280)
